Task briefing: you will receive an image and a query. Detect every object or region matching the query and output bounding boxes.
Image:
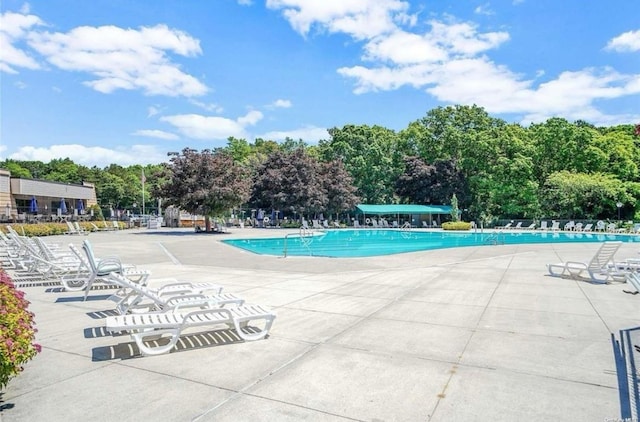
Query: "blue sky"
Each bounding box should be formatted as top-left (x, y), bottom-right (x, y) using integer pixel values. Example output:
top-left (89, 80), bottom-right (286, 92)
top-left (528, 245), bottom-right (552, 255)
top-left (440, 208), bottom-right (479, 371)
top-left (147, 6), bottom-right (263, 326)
top-left (1, 0), bottom-right (639, 167)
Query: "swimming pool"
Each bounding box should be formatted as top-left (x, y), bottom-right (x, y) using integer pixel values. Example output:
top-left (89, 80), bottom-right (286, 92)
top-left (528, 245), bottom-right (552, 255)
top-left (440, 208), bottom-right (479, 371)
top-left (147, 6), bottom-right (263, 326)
top-left (222, 229), bottom-right (640, 258)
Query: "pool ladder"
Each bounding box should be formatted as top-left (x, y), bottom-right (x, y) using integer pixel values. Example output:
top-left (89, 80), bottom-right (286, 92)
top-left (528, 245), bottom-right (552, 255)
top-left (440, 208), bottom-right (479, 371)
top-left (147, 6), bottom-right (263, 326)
top-left (484, 231), bottom-right (506, 245)
top-left (283, 227), bottom-right (315, 257)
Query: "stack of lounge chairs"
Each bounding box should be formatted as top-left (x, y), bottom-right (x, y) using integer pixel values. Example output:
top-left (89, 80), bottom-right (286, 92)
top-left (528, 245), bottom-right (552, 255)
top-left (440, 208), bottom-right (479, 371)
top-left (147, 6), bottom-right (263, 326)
top-left (0, 228), bottom-right (277, 357)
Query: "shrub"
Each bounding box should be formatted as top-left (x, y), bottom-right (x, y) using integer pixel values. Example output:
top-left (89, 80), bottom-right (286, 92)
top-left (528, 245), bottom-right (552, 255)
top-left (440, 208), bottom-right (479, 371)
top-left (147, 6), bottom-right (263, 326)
top-left (441, 221), bottom-right (472, 231)
top-left (0, 271), bottom-right (40, 389)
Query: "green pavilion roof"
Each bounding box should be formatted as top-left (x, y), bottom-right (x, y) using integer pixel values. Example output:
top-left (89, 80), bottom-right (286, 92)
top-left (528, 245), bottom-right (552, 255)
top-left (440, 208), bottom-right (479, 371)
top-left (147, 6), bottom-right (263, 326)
top-left (356, 204), bottom-right (452, 215)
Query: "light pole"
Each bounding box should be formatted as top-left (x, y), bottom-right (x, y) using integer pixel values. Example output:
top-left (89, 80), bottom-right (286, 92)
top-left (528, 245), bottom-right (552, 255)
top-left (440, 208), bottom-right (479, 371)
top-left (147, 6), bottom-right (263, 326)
top-left (616, 202), bottom-right (623, 221)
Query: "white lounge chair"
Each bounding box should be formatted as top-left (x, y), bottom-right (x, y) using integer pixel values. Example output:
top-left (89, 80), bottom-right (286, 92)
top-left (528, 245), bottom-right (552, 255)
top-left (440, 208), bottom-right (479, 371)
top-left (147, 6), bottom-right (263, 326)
top-left (595, 220), bottom-right (606, 232)
top-left (511, 222), bottom-right (523, 230)
top-left (550, 221), bottom-right (560, 231)
top-left (525, 223), bottom-right (536, 230)
top-left (583, 223), bottom-right (594, 232)
top-left (106, 272), bottom-right (243, 315)
top-left (74, 222), bottom-right (90, 235)
top-left (105, 303), bottom-right (276, 355)
top-left (500, 222), bottom-right (513, 230)
top-left (623, 272), bottom-right (640, 294)
top-left (90, 222), bottom-right (108, 232)
top-left (564, 221), bottom-right (575, 231)
top-left (539, 221), bottom-right (548, 231)
top-left (547, 241), bottom-right (626, 284)
top-left (72, 240), bottom-right (150, 299)
top-left (574, 223), bottom-right (583, 231)
top-left (65, 221), bottom-right (79, 235)
top-left (353, 220), bottom-right (361, 228)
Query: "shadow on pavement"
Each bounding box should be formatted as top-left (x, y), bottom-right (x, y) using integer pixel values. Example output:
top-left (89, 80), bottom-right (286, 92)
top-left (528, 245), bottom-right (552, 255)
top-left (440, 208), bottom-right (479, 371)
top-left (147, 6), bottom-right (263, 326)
top-left (612, 327), bottom-right (640, 421)
top-left (91, 327), bottom-right (257, 360)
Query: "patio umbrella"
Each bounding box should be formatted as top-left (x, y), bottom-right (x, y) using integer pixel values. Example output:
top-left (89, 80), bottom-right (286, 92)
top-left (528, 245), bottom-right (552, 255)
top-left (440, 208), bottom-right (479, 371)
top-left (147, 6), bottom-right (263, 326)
top-left (76, 199), bottom-right (84, 213)
top-left (29, 196), bottom-right (38, 213)
top-left (60, 198), bottom-right (68, 214)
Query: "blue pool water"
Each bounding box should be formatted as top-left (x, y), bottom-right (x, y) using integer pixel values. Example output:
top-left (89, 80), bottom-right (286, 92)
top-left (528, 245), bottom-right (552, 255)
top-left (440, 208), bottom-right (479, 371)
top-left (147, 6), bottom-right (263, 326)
top-left (222, 229), bottom-right (640, 258)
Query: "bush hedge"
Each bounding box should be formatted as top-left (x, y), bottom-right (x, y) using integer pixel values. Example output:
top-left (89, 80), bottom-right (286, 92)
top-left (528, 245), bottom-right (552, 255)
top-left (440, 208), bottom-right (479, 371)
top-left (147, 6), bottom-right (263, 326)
top-left (0, 271), bottom-right (40, 389)
top-left (1, 221), bottom-right (126, 237)
top-left (441, 221), bottom-right (472, 231)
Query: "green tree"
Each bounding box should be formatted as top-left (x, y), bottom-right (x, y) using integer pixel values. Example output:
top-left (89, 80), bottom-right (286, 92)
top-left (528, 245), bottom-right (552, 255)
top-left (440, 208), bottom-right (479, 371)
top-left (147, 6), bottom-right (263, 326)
top-left (0, 160), bottom-right (32, 178)
top-left (320, 124), bottom-right (399, 203)
top-left (541, 171), bottom-right (630, 219)
top-left (450, 194), bottom-right (459, 222)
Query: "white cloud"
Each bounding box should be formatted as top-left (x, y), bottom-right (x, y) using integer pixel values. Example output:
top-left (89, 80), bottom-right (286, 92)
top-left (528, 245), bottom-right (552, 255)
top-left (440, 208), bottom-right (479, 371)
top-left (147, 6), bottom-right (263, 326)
top-left (272, 99), bottom-right (292, 108)
top-left (0, 10), bottom-right (44, 73)
top-left (271, 1), bottom-right (639, 125)
top-left (160, 110), bottom-right (264, 140)
top-left (259, 126), bottom-right (328, 143)
top-left (266, 0), bottom-right (412, 40)
top-left (8, 144), bottom-right (168, 167)
top-left (26, 22), bottom-right (208, 96)
top-left (237, 110), bottom-right (264, 126)
top-left (474, 4), bottom-right (494, 16)
top-left (237, 0), bottom-right (253, 5)
top-left (132, 129), bottom-right (179, 140)
top-left (14, 81), bottom-right (27, 89)
top-left (147, 106), bottom-right (161, 117)
top-left (189, 99), bottom-right (224, 113)
top-left (606, 29), bottom-right (640, 52)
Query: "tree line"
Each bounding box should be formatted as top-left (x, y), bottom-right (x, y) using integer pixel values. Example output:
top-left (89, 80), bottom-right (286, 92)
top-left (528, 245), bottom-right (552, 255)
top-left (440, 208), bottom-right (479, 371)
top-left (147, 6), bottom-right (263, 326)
top-left (3, 105), bottom-right (639, 223)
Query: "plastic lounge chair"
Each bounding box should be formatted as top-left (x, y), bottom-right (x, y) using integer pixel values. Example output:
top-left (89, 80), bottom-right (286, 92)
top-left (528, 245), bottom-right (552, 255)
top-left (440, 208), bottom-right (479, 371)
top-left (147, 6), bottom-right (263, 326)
top-left (64, 242), bottom-right (148, 295)
top-left (90, 222), bottom-right (103, 232)
top-left (499, 222), bottom-right (512, 230)
top-left (105, 303), bottom-right (276, 356)
top-left (525, 223), bottom-right (536, 230)
top-left (547, 241), bottom-right (625, 284)
top-left (623, 272), bottom-right (640, 294)
top-left (511, 222), bottom-right (523, 230)
top-left (65, 221), bottom-right (80, 235)
top-left (595, 220), bottom-right (606, 232)
top-left (75, 240), bottom-right (150, 299)
top-left (74, 222), bottom-right (90, 235)
top-left (564, 221), bottom-right (575, 231)
top-left (573, 223), bottom-right (583, 231)
top-left (106, 272), bottom-right (243, 315)
top-left (583, 223), bottom-right (593, 232)
top-left (539, 221), bottom-right (548, 231)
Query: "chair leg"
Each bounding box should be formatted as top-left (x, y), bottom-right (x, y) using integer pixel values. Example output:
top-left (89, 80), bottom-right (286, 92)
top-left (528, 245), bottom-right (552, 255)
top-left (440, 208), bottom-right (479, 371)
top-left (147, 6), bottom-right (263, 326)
top-left (132, 328), bottom-right (181, 356)
top-left (232, 316), bottom-right (274, 341)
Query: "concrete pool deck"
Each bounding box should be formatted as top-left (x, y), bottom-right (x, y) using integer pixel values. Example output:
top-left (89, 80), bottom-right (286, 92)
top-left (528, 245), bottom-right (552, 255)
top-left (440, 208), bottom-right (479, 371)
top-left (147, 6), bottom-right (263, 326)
top-left (2, 227), bottom-right (640, 421)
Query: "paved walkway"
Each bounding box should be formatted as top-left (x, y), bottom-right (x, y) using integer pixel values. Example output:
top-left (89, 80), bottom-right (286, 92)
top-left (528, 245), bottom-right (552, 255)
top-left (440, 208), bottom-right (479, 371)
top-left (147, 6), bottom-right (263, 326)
top-left (2, 227), bottom-right (639, 421)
